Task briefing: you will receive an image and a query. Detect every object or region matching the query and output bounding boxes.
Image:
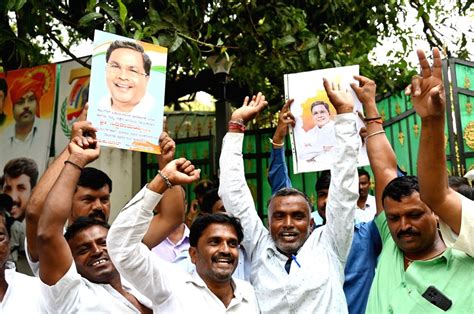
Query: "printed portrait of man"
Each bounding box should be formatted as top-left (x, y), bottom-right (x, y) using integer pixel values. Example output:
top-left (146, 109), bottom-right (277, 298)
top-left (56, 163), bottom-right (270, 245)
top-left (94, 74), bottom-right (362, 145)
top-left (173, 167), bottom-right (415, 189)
top-left (0, 69), bottom-right (53, 174)
top-left (98, 40), bottom-right (155, 116)
top-left (297, 100), bottom-right (336, 162)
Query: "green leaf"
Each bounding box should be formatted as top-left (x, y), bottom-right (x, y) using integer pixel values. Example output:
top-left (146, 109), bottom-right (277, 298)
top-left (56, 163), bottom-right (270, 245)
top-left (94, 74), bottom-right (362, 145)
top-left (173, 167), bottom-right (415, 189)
top-left (317, 43), bottom-right (326, 61)
top-left (15, 0), bottom-right (27, 10)
top-left (308, 48), bottom-right (318, 67)
top-left (105, 23), bottom-right (116, 34)
top-left (116, 0), bottom-right (128, 24)
top-left (169, 35), bottom-right (183, 53)
top-left (98, 3), bottom-right (120, 23)
top-left (133, 30), bottom-right (142, 40)
top-left (78, 12), bottom-right (103, 26)
top-left (277, 35), bottom-right (296, 47)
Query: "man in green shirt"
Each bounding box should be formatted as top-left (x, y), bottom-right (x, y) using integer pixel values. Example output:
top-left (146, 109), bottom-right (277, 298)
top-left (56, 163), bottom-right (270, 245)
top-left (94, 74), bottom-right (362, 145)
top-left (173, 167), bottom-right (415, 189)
top-left (351, 60), bottom-right (473, 312)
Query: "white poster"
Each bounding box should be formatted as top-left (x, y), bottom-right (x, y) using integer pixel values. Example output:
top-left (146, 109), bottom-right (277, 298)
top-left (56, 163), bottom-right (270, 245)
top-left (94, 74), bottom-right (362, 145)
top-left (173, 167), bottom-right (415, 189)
top-left (284, 65), bottom-right (369, 173)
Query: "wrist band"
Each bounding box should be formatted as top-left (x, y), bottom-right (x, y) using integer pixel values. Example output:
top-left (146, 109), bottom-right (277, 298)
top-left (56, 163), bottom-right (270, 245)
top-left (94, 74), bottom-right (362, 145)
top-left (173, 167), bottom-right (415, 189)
top-left (228, 120), bottom-right (246, 132)
top-left (364, 116), bottom-right (382, 121)
top-left (157, 170), bottom-right (172, 189)
top-left (269, 138), bottom-right (284, 147)
top-left (365, 130), bottom-right (385, 140)
top-left (64, 160), bottom-right (83, 171)
top-left (366, 118), bottom-right (383, 125)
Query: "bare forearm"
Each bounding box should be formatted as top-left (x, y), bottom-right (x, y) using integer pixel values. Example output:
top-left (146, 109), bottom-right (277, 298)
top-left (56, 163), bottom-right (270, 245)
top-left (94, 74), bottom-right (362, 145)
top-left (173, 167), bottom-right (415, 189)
top-left (418, 117), bottom-right (448, 204)
top-left (365, 104), bottom-right (397, 213)
top-left (26, 146), bottom-right (70, 261)
top-left (143, 185), bottom-right (185, 249)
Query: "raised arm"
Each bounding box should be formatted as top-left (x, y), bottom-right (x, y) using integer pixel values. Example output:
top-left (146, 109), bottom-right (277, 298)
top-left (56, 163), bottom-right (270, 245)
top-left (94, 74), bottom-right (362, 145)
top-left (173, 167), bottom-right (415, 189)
top-left (268, 99), bottom-right (295, 194)
top-left (37, 129), bottom-right (99, 285)
top-left (321, 78), bottom-right (359, 260)
top-left (143, 132), bottom-right (186, 249)
top-left (351, 76), bottom-right (398, 213)
top-left (107, 158), bottom-right (200, 302)
top-left (26, 118), bottom-right (94, 264)
top-left (218, 93), bottom-right (268, 255)
top-left (406, 48), bottom-right (463, 233)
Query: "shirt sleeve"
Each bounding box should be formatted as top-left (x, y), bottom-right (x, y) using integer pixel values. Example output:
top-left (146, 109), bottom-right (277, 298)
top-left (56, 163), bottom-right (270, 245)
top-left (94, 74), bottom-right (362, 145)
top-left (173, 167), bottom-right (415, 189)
top-left (268, 147), bottom-right (292, 195)
top-left (321, 113), bottom-right (359, 262)
top-left (39, 262), bottom-right (82, 312)
top-left (219, 132), bottom-right (268, 258)
top-left (107, 186), bottom-right (173, 303)
top-left (438, 194), bottom-right (474, 256)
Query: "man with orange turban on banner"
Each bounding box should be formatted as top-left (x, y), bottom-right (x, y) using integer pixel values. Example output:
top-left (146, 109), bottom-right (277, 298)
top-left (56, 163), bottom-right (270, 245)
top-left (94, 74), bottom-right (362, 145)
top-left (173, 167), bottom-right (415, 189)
top-left (0, 70), bottom-right (52, 175)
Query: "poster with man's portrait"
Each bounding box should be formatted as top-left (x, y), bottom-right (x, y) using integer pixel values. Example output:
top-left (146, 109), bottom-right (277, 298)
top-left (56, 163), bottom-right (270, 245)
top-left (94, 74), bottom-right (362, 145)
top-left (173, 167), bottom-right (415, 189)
top-left (0, 64), bottom-right (57, 175)
top-left (87, 30), bottom-right (168, 154)
top-left (284, 65), bottom-right (369, 173)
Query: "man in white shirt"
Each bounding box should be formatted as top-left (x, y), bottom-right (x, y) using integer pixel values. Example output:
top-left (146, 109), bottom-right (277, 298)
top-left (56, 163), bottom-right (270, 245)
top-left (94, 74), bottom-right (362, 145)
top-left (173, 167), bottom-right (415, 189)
top-left (0, 209), bottom-right (41, 313)
top-left (0, 71), bottom-right (53, 174)
top-left (219, 85), bottom-right (359, 313)
top-left (107, 158), bottom-right (259, 313)
top-left (35, 126), bottom-right (152, 313)
top-left (355, 168), bottom-right (376, 223)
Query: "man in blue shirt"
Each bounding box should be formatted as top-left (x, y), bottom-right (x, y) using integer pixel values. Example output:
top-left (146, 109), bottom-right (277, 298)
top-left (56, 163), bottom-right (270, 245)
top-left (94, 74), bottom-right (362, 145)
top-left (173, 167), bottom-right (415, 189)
top-left (268, 99), bottom-right (382, 314)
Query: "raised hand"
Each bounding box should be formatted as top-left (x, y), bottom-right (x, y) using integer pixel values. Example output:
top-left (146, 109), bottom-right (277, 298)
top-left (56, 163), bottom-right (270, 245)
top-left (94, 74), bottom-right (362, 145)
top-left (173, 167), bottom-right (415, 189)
top-left (78, 103), bottom-right (89, 121)
top-left (405, 48), bottom-right (445, 119)
top-left (157, 132), bottom-right (176, 169)
top-left (273, 99), bottom-right (295, 145)
top-left (70, 120), bottom-right (97, 140)
top-left (161, 158), bottom-right (201, 186)
top-left (230, 92), bottom-right (268, 124)
top-left (351, 76), bottom-right (376, 106)
top-left (323, 78), bottom-right (354, 114)
top-left (68, 132), bottom-right (100, 167)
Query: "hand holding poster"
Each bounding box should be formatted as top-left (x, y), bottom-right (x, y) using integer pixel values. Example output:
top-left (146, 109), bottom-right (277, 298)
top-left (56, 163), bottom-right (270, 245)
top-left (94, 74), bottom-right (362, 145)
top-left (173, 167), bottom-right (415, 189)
top-left (87, 30), bottom-right (168, 154)
top-left (284, 65), bottom-right (369, 173)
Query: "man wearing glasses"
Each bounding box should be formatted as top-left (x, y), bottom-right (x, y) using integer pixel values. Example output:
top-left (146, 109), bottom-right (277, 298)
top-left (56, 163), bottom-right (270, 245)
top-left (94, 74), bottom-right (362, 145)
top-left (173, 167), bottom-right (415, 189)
top-left (99, 40), bottom-right (154, 115)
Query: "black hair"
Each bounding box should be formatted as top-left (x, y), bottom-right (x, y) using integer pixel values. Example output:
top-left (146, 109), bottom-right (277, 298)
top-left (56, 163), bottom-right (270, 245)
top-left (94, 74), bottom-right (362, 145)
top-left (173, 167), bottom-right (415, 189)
top-left (189, 214), bottom-right (243, 247)
top-left (270, 187), bottom-right (313, 212)
top-left (448, 176), bottom-right (473, 200)
top-left (193, 180), bottom-right (214, 197)
top-left (382, 176), bottom-right (419, 206)
top-left (3, 158), bottom-right (39, 188)
top-left (315, 170), bottom-right (331, 192)
top-left (105, 40), bottom-right (151, 75)
top-left (310, 101), bottom-right (330, 113)
top-left (64, 216), bottom-right (110, 241)
top-left (201, 188), bottom-right (221, 214)
top-left (77, 167), bottom-right (112, 193)
top-left (0, 78), bottom-right (7, 96)
top-left (358, 168), bottom-right (371, 181)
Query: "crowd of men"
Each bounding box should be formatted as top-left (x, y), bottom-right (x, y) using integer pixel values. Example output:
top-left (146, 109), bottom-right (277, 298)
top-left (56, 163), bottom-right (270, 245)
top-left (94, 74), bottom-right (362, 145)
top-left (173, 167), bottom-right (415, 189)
top-left (0, 47), bottom-right (473, 313)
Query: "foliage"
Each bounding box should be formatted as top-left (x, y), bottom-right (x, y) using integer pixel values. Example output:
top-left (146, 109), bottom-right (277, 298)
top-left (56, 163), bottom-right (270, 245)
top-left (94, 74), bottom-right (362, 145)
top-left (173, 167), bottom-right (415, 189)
top-left (1, 0), bottom-right (472, 114)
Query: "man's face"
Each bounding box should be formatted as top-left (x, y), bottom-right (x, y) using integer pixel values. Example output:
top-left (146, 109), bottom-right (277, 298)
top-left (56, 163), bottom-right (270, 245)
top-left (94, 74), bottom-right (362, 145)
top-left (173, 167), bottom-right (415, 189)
top-left (211, 199), bottom-right (226, 214)
top-left (190, 223), bottom-right (239, 284)
top-left (67, 225), bottom-right (117, 284)
top-left (316, 188), bottom-right (328, 222)
top-left (269, 195), bottom-right (311, 255)
top-left (384, 192), bottom-right (438, 254)
top-left (0, 218), bottom-right (10, 269)
top-left (359, 175), bottom-right (370, 199)
top-left (106, 48), bottom-right (149, 109)
top-left (13, 90), bottom-right (37, 127)
top-left (312, 104), bottom-right (330, 128)
top-left (3, 174), bottom-right (32, 221)
top-left (70, 185), bottom-right (111, 224)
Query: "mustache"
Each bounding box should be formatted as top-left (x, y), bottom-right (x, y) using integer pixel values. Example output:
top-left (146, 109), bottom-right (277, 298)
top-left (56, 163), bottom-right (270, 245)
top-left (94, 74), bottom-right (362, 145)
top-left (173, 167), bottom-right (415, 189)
top-left (397, 228), bottom-right (420, 238)
top-left (88, 210), bottom-right (107, 222)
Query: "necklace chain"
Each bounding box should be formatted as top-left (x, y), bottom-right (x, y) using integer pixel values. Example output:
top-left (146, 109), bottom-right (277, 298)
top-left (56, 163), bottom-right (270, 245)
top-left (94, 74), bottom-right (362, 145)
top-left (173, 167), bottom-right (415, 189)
top-left (404, 250), bottom-right (445, 265)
